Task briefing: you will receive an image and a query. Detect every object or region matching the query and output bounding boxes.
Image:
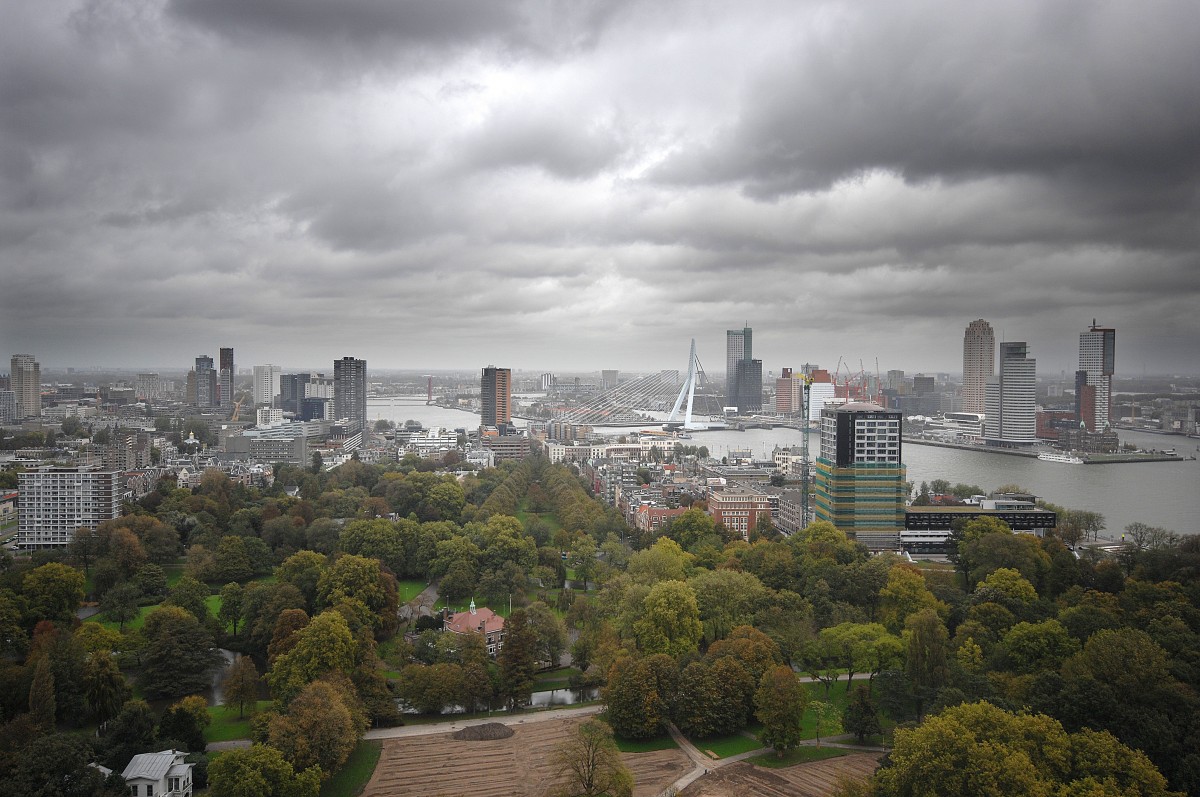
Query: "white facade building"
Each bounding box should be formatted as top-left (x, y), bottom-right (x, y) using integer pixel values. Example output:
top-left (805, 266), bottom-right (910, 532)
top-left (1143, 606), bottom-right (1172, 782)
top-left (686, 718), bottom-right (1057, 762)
top-left (253, 364), bottom-right (282, 407)
top-left (984, 342), bottom-right (1037, 444)
top-left (18, 466), bottom-right (122, 549)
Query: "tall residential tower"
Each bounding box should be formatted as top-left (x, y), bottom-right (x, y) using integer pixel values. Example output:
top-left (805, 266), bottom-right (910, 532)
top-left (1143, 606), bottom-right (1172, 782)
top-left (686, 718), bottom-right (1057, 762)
top-left (1078, 322), bottom-right (1116, 431)
top-left (962, 319), bottom-right (995, 415)
top-left (726, 326), bottom-right (752, 408)
top-left (481, 366), bottom-right (512, 427)
top-left (9, 354), bottom-right (40, 420)
top-left (333, 357), bottom-right (367, 432)
top-left (219, 347), bottom-right (235, 409)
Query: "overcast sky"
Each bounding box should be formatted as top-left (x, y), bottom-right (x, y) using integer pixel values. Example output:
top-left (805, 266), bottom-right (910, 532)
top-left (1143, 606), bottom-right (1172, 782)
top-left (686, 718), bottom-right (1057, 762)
top-left (2, 1), bottom-right (1198, 377)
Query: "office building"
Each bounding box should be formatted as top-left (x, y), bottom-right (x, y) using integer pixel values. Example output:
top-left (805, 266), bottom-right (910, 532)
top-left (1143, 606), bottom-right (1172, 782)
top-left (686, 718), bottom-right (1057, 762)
top-left (984, 342), bottom-right (1037, 445)
top-left (481, 366), bottom-right (512, 427)
top-left (218, 347), bottom-right (235, 409)
top-left (962, 319), bottom-right (995, 415)
top-left (333, 357), bottom-right (367, 432)
top-left (813, 401), bottom-right (906, 550)
top-left (279, 372), bottom-right (333, 414)
top-left (540, 372), bottom-right (555, 391)
top-left (602, 370), bottom-right (619, 390)
top-left (135, 373), bottom-right (162, 403)
top-left (253, 364), bottom-right (282, 407)
top-left (726, 326), bottom-right (752, 408)
top-left (0, 391), bottom-right (15, 425)
top-left (775, 368), bottom-right (803, 416)
top-left (10, 354), bottom-right (40, 419)
top-left (18, 466), bottom-right (122, 549)
top-left (734, 358), bottom-right (763, 413)
top-left (194, 355), bottom-right (216, 407)
top-left (1078, 322), bottom-right (1116, 431)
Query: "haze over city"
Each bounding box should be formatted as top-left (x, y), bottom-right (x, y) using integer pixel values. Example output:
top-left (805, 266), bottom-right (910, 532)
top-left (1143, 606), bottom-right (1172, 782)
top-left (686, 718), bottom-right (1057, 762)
top-left (2, 1), bottom-right (1199, 374)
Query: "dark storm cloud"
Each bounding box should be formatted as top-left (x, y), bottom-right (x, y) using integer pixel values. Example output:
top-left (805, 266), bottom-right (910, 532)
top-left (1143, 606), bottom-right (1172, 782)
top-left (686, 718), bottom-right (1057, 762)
top-left (1, 0), bottom-right (1198, 375)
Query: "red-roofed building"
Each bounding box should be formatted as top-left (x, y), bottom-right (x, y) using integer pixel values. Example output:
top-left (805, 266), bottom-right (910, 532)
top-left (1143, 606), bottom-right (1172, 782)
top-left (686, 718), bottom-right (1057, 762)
top-left (444, 600), bottom-right (506, 656)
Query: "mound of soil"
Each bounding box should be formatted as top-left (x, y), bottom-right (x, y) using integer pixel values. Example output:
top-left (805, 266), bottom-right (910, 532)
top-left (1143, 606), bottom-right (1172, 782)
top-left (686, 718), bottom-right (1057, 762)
top-left (451, 722), bottom-right (515, 741)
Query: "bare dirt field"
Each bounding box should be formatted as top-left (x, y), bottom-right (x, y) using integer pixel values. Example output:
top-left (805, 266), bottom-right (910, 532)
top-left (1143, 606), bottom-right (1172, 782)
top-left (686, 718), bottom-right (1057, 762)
top-left (361, 716), bottom-right (693, 797)
top-left (678, 753), bottom-right (882, 797)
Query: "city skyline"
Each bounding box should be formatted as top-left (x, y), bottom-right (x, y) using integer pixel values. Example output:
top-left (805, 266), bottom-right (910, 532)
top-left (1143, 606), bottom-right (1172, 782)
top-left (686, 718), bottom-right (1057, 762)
top-left (2, 3), bottom-right (1198, 374)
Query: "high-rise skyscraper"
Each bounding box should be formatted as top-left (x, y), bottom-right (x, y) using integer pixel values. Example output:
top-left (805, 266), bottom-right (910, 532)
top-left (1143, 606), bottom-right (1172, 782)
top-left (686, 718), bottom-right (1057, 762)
top-left (18, 465), bottom-right (122, 549)
top-left (253, 364), bottom-right (282, 407)
top-left (334, 357), bottom-right (367, 432)
top-left (962, 319), bottom-right (995, 415)
top-left (219, 347), bottom-right (235, 409)
top-left (734, 358), bottom-right (763, 412)
top-left (813, 401), bottom-right (906, 550)
top-left (9, 354), bottom-right (41, 419)
top-left (726, 325), bottom-right (753, 409)
top-left (194, 355), bottom-right (216, 408)
top-left (1078, 322), bottom-right (1116, 431)
top-left (984, 342), bottom-right (1037, 444)
top-left (481, 366), bottom-right (512, 427)
top-left (775, 368), bottom-right (803, 416)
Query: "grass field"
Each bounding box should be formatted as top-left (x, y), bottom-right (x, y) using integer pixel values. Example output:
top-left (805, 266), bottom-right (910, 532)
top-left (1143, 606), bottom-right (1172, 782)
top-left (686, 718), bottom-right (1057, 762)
top-left (533, 666), bottom-right (582, 690)
top-left (692, 731), bottom-right (764, 759)
top-left (396, 579), bottom-right (429, 603)
top-left (320, 739), bottom-right (383, 797)
top-left (204, 700), bottom-right (273, 743)
top-left (87, 603), bottom-right (158, 633)
top-left (749, 745), bottom-right (850, 768)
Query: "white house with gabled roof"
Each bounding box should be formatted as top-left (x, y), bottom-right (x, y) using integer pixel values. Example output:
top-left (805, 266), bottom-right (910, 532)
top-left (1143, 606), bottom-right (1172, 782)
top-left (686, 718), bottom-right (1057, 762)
top-left (122, 749), bottom-right (193, 797)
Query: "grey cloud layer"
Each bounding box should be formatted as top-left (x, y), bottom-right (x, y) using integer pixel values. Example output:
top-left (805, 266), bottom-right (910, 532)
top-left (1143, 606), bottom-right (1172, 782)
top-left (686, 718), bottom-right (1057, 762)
top-left (1, 0), bottom-right (1197, 374)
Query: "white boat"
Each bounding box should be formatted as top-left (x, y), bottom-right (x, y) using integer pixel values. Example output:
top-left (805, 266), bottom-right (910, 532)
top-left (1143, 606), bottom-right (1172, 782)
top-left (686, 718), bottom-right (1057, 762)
top-left (1038, 451), bottom-right (1084, 464)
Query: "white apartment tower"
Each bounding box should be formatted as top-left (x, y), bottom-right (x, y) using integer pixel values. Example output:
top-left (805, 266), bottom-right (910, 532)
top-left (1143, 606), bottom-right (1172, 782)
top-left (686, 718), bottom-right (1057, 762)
top-left (253, 364), bottom-right (282, 407)
top-left (984, 342), bottom-right (1037, 445)
top-left (1078, 322), bottom-right (1116, 430)
top-left (962, 320), bottom-right (995, 415)
top-left (18, 466), bottom-right (122, 549)
top-left (10, 354), bottom-right (41, 419)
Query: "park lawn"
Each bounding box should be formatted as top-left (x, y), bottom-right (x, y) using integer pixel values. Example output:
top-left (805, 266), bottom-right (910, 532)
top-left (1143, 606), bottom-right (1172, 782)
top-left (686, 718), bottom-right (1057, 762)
top-left (319, 740), bottom-right (382, 797)
top-left (692, 732), bottom-right (764, 759)
top-left (205, 700), bottom-right (273, 743)
top-left (164, 563), bottom-right (187, 587)
top-left (613, 734), bottom-right (678, 753)
top-left (86, 603), bottom-right (158, 633)
top-left (799, 678), bottom-right (871, 741)
top-left (749, 746), bottom-right (849, 768)
top-left (533, 666), bottom-right (582, 690)
top-left (396, 579), bottom-right (428, 603)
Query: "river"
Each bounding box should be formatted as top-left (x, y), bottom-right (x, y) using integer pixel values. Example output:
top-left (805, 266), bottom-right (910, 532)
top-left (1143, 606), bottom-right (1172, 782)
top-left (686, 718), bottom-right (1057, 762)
top-left (368, 398), bottom-right (1200, 537)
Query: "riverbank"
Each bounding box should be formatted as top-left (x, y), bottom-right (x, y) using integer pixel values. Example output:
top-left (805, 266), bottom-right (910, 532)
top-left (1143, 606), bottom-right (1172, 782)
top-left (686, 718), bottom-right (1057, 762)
top-left (902, 436), bottom-right (1188, 464)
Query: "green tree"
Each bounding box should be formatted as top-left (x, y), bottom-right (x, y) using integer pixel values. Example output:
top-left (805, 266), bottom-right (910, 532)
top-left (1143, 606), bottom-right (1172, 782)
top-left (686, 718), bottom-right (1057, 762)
top-left (275, 550), bottom-right (327, 611)
top-left (904, 609), bottom-right (949, 720)
top-left (221, 655), bottom-right (261, 719)
top-left (872, 701), bottom-right (1175, 797)
top-left (139, 605), bottom-right (224, 700)
top-left (100, 581), bottom-right (141, 631)
top-left (842, 685), bottom-right (881, 744)
top-left (83, 654), bottom-right (132, 727)
top-left (878, 563), bottom-right (945, 633)
top-left (100, 699), bottom-right (158, 772)
top-left (755, 665), bottom-right (809, 756)
top-left (567, 535), bottom-right (598, 589)
top-left (549, 718), bottom-right (633, 797)
top-left (810, 701), bottom-right (841, 747)
top-left (207, 744), bottom-right (322, 797)
top-left (29, 654), bottom-right (57, 729)
top-left (165, 574), bottom-right (212, 622)
top-left (397, 662), bottom-right (466, 714)
top-left (0, 732), bottom-right (125, 797)
top-left (159, 694), bottom-right (211, 752)
top-left (604, 654), bottom-right (678, 739)
top-left (632, 580), bottom-right (703, 657)
top-left (215, 535), bottom-right (254, 583)
top-left (219, 582), bottom-right (245, 636)
top-left (23, 562), bottom-right (85, 624)
top-left (498, 608), bottom-right (538, 710)
top-left (525, 601), bottom-right (568, 667)
top-left (267, 610), bottom-right (357, 704)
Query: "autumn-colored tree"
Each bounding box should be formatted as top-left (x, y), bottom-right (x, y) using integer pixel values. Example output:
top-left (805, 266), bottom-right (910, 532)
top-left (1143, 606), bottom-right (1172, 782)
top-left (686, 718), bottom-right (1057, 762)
top-left (23, 563), bottom-right (85, 624)
top-left (549, 719), bottom-right (633, 797)
top-left (267, 610), bottom-right (356, 704)
top-left (267, 677), bottom-right (367, 777)
top-left (604, 654), bottom-right (678, 739)
top-left (755, 665), bottom-right (809, 756)
top-left (207, 744), bottom-right (321, 797)
top-left (221, 655), bottom-right (262, 719)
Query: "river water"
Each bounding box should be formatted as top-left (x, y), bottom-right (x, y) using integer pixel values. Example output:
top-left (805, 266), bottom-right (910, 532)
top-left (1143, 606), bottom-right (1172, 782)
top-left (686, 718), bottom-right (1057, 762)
top-left (368, 398), bottom-right (1200, 537)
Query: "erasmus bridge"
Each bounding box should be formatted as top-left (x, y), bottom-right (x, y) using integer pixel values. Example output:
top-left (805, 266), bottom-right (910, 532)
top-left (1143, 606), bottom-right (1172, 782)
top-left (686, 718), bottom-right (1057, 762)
top-left (554, 339), bottom-right (726, 429)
